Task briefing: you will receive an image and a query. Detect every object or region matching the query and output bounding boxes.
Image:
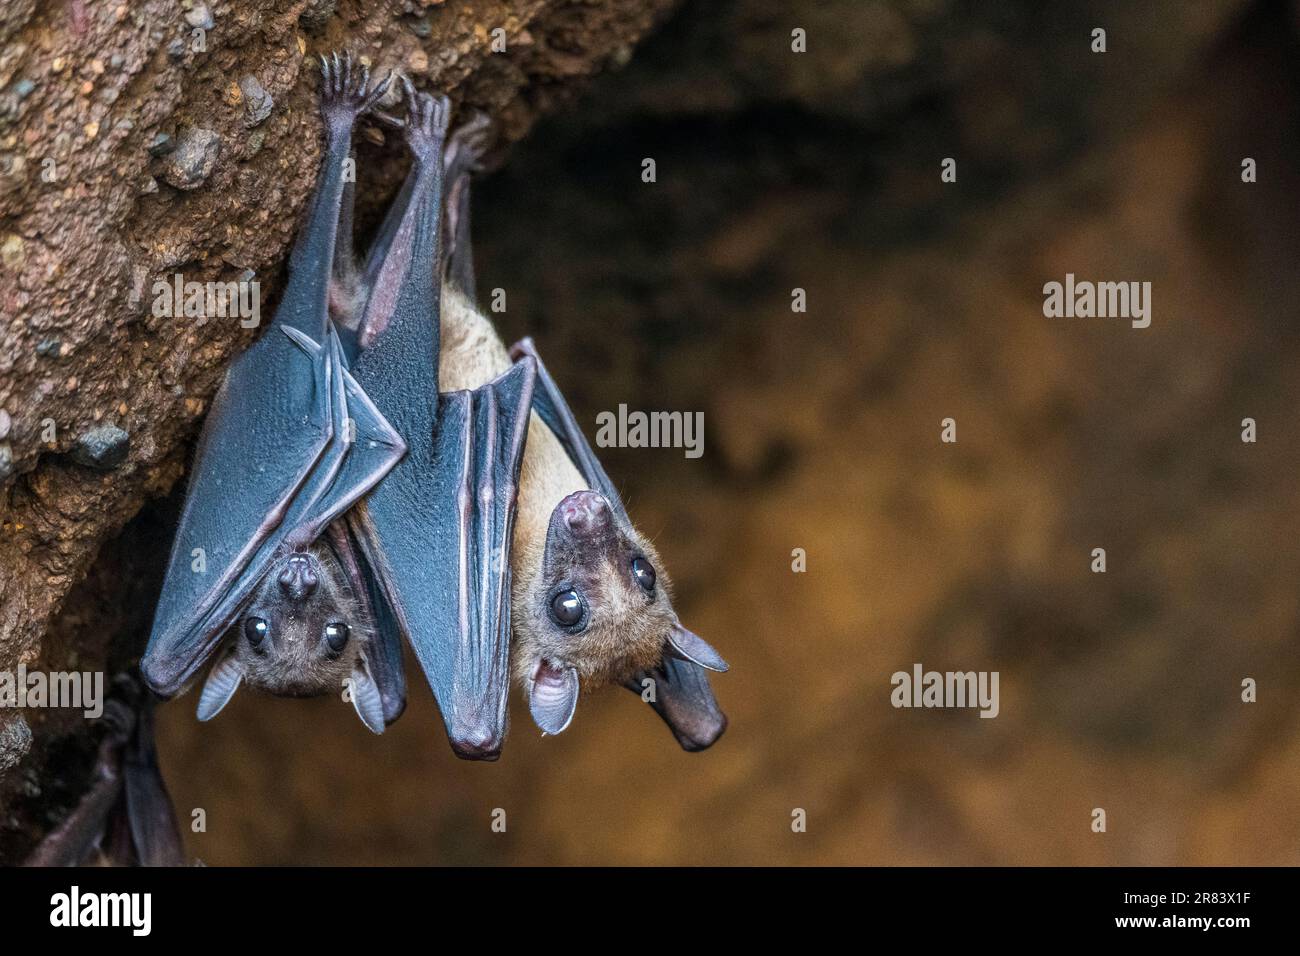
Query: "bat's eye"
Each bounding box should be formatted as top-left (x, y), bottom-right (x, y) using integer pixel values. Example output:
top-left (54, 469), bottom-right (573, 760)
top-left (324, 622), bottom-right (350, 655)
top-left (244, 617), bottom-right (268, 648)
top-left (549, 589), bottom-right (585, 629)
top-left (631, 556), bottom-right (656, 593)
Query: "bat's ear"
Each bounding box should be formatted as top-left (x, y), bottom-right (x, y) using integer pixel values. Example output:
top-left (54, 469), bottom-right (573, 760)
top-left (528, 661), bottom-right (579, 736)
top-left (625, 656), bottom-right (728, 752)
top-left (667, 623), bottom-right (729, 673)
top-left (196, 652), bottom-right (244, 721)
top-left (348, 661), bottom-right (385, 735)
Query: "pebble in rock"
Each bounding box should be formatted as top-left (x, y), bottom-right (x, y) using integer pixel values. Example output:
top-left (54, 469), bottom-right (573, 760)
top-left (160, 127), bottom-right (221, 190)
top-left (0, 715), bottom-right (32, 773)
top-left (239, 75), bottom-right (273, 127)
top-left (69, 424), bottom-right (131, 470)
top-left (184, 3), bottom-right (215, 30)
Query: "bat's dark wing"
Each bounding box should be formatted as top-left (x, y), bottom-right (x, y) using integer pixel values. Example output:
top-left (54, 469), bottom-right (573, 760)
top-left (325, 520), bottom-right (406, 726)
top-left (507, 337), bottom-right (728, 751)
top-left (349, 360), bottom-right (536, 759)
top-left (23, 725), bottom-right (126, 866)
top-left (121, 698), bottom-right (185, 867)
top-left (141, 327), bottom-right (404, 697)
top-left (507, 337), bottom-right (631, 526)
top-left (346, 90), bottom-right (537, 759)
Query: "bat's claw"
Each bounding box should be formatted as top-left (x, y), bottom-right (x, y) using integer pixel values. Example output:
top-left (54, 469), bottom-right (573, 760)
top-left (98, 698), bottom-right (136, 746)
top-left (445, 111), bottom-right (494, 179)
top-left (372, 109), bottom-right (405, 130)
top-left (402, 83), bottom-right (451, 164)
top-left (319, 49), bottom-right (395, 136)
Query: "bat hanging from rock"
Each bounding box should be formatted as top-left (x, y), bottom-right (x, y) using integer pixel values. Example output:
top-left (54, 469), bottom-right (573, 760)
top-left (140, 53), bottom-right (728, 759)
top-left (25, 675), bottom-right (186, 867)
top-left (336, 81), bottom-right (729, 756)
top-left (140, 55), bottom-right (407, 735)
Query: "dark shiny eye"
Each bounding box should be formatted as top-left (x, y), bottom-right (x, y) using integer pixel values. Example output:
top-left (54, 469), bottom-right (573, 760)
top-left (549, 589), bottom-right (584, 628)
top-left (324, 622), bottom-right (350, 655)
top-left (631, 556), bottom-right (656, 593)
top-left (244, 617), bottom-right (268, 647)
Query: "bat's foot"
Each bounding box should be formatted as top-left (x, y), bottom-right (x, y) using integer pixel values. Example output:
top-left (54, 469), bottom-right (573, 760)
top-left (318, 50), bottom-right (393, 139)
top-left (397, 75), bottom-right (451, 165)
top-left (98, 698), bottom-right (136, 745)
top-left (444, 111), bottom-right (494, 181)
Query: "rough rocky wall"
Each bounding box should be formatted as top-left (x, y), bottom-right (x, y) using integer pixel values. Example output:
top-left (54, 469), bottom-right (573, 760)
top-left (0, 0), bottom-right (677, 849)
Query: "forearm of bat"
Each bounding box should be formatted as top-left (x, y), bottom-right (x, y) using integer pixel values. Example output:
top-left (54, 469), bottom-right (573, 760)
top-left (355, 79), bottom-right (450, 357)
top-left (281, 52), bottom-right (393, 338)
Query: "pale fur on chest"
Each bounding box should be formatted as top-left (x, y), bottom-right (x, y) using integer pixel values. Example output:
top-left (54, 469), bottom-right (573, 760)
top-left (437, 288), bottom-right (587, 612)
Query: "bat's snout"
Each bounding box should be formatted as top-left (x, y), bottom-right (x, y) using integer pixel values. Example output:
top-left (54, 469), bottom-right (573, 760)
top-left (558, 490), bottom-right (612, 535)
top-left (277, 554), bottom-right (319, 601)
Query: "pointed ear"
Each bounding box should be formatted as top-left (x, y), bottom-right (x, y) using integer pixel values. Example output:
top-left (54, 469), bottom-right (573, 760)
top-left (348, 662), bottom-right (385, 735)
top-left (624, 656), bottom-right (727, 752)
top-left (196, 653), bottom-right (244, 721)
top-left (667, 624), bottom-right (729, 673)
top-left (528, 661), bottom-right (579, 735)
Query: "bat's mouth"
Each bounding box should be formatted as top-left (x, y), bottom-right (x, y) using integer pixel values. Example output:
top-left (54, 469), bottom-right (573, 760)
top-left (530, 657), bottom-right (569, 689)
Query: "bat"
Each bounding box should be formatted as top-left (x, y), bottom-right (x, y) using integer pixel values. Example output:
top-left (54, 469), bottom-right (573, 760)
top-left (140, 53), bottom-right (407, 733)
top-left (25, 675), bottom-right (185, 867)
top-left (334, 97), bottom-right (729, 757)
top-left (329, 83), bottom-right (531, 760)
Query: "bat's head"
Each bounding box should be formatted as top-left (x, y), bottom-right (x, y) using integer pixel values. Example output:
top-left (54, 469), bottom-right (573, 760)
top-left (514, 489), bottom-right (727, 735)
top-left (194, 546), bottom-right (387, 733)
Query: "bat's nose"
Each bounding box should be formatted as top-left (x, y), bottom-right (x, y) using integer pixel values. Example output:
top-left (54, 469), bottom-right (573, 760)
top-left (559, 490), bottom-right (611, 535)
top-left (278, 554), bottom-right (318, 601)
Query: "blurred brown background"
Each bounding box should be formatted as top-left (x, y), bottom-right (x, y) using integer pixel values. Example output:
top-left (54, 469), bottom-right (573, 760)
top-left (46, 0), bottom-right (1300, 863)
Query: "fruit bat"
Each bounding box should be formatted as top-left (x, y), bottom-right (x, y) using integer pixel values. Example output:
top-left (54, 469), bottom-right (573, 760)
top-left (139, 53), bottom-right (407, 733)
top-left (25, 675), bottom-right (185, 867)
top-left (332, 95), bottom-right (730, 757)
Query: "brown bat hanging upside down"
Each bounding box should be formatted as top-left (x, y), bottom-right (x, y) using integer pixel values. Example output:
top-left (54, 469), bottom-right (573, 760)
top-left (333, 83), bottom-right (729, 753)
